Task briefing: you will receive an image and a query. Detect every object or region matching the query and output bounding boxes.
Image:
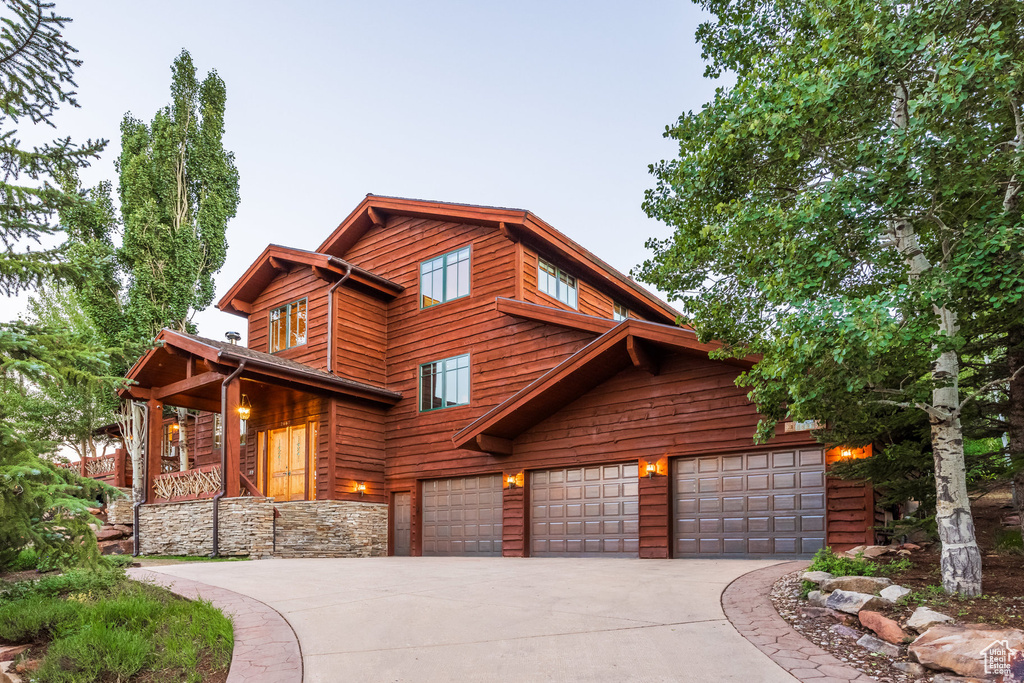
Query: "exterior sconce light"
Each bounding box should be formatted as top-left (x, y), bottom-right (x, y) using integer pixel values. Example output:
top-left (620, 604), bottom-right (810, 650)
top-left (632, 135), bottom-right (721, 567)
top-left (237, 394), bottom-right (252, 421)
top-left (356, 483), bottom-right (366, 496)
top-left (840, 449), bottom-right (853, 459)
top-left (171, 423), bottom-right (179, 431)
top-left (645, 462), bottom-right (658, 478)
top-left (506, 474), bottom-right (519, 489)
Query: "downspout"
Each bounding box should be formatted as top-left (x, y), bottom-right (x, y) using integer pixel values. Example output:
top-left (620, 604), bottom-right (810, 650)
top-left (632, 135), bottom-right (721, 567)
top-left (211, 361), bottom-right (247, 558)
top-left (326, 263), bottom-right (353, 375)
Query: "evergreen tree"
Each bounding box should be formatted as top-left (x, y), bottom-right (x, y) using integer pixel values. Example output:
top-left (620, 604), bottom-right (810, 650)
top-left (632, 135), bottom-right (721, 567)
top-left (639, 0), bottom-right (1024, 595)
top-left (0, 0), bottom-right (119, 569)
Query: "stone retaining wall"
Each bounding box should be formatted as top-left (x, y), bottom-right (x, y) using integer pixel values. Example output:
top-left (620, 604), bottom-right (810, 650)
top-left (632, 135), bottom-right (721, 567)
top-left (106, 492), bottom-right (135, 526)
top-left (138, 497), bottom-right (274, 558)
top-left (273, 500), bottom-right (388, 558)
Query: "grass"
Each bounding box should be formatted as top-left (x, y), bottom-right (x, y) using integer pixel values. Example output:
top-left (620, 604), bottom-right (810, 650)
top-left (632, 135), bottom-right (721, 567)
top-left (0, 568), bottom-right (232, 683)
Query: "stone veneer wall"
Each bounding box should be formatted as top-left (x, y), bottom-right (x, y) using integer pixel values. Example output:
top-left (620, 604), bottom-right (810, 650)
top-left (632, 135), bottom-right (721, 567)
top-left (106, 494), bottom-right (135, 526)
top-left (273, 501), bottom-right (388, 558)
top-left (138, 497), bottom-right (274, 558)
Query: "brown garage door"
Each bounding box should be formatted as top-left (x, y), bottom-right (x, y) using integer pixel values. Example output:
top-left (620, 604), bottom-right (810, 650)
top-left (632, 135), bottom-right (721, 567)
top-left (673, 449), bottom-right (826, 557)
top-left (422, 474), bottom-right (503, 556)
top-left (530, 463), bottom-right (639, 557)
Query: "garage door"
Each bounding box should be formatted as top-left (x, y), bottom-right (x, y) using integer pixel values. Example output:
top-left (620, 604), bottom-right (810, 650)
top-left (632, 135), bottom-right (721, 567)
top-left (673, 449), bottom-right (826, 557)
top-left (422, 474), bottom-right (503, 556)
top-left (531, 463), bottom-right (639, 557)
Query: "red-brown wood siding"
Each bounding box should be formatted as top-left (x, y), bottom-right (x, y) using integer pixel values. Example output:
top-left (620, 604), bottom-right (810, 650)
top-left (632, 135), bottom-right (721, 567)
top-left (333, 398), bottom-right (387, 504)
top-left (339, 216), bottom-right (598, 484)
top-left (501, 480), bottom-right (528, 557)
top-left (247, 266), bottom-right (329, 371)
top-left (638, 472), bottom-right (670, 559)
top-left (521, 246), bottom-right (645, 321)
top-left (825, 448), bottom-right (875, 550)
top-left (333, 287), bottom-right (386, 385)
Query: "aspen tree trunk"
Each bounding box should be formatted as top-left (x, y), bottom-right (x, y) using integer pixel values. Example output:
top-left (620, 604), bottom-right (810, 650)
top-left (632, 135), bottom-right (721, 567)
top-left (1007, 325), bottom-right (1024, 534)
top-left (176, 407), bottom-right (189, 471)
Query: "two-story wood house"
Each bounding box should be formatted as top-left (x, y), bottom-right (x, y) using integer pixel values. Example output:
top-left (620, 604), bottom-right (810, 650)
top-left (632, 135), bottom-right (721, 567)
top-left (121, 195), bottom-right (875, 559)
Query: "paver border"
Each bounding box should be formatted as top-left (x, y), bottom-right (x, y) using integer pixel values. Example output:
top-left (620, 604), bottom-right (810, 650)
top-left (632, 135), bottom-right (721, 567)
top-left (128, 567), bottom-right (302, 683)
top-left (721, 560), bottom-right (874, 683)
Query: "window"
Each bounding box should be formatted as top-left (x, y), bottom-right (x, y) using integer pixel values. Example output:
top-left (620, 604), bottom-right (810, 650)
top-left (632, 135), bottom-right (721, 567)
top-left (269, 298), bottom-right (307, 352)
top-left (420, 246), bottom-right (471, 308)
top-left (162, 423), bottom-right (177, 458)
top-left (613, 302), bottom-right (629, 321)
top-left (538, 258), bottom-right (577, 309)
top-left (419, 354), bottom-right (470, 411)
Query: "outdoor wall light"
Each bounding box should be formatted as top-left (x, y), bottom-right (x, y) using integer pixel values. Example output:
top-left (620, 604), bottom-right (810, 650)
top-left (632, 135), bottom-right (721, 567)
top-left (645, 462), bottom-right (658, 478)
top-left (237, 394), bottom-right (252, 421)
top-left (506, 474), bottom-right (518, 489)
top-left (356, 483), bottom-right (366, 496)
top-left (840, 448), bottom-right (853, 459)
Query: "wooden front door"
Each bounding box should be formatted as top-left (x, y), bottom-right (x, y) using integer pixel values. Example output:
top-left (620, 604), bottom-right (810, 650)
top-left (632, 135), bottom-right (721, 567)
top-left (268, 425), bottom-right (307, 501)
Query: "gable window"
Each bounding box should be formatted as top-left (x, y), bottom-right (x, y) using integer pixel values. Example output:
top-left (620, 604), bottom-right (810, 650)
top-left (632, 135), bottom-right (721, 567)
top-left (420, 246), bottom-right (471, 308)
top-left (613, 302), bottom-right (629, 321)
top-left (269, 298), bottom-right (307, 352)
top-left (419, 354), bottom-right (470, 411)
top-left (538, 258), bottom-right (577, 309)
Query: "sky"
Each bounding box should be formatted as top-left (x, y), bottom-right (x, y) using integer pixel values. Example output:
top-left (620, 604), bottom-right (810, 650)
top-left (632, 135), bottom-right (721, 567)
top-left (4, 0), bottom-right (726, 345)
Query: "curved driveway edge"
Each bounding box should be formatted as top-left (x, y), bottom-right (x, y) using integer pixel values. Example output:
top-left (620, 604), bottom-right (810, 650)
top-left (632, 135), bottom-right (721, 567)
top-left (721, 561), bottom-right (874, 683)
top-left (128, 567), bottom-right (302, 683)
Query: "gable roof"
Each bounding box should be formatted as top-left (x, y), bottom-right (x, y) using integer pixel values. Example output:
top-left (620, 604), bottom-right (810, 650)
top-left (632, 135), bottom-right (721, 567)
top-left (217, 244), bottom-right (403, 317)
top-left (317, 194), bottom-right (681, 324)
top-left (452, 318), bottom-right (756, 453)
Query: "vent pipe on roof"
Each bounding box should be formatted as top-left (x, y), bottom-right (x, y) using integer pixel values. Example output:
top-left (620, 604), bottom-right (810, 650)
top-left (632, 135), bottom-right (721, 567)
top-left (225, 331), bottom-right (241, 345)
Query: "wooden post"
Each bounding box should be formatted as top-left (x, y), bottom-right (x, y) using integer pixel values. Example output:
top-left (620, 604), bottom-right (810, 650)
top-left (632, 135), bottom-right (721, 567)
top-left (114, 448), bottom-right (126, 488)
top-left (224, 376), bottom-right (241, 498)
top-left (146, 399), bottom-right (163, 502)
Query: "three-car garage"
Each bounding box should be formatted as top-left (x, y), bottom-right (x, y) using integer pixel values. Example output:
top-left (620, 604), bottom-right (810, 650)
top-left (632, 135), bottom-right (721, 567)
top-left (417, 448), bottom-right (827, 559)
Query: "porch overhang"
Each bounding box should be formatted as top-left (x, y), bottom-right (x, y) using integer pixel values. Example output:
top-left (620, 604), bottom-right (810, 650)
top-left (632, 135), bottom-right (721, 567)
top-left (121, 329), bottom-right (401, 408)
top-left (451, 319), bottom-right (757, 453)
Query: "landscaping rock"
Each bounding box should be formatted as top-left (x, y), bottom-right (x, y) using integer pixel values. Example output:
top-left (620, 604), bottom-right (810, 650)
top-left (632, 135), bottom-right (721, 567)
top-left (798, 605), bottom-right (834, 619)
top-left (825, 588), bottom-right (891, 614)
top-left (857, 633), bottom-right (902, 658)
top-left (831, 624), bottom-right (863, 640)
top-left (99, 538), bottom-right (134, 555)
top-left (859, 610), bottom-right (911, 644)
top-left (843, 545), bottom-right (866, 557)
top-left (111, 524), bottom-right (132, 535)
top-left (807, 590), bottom-right (828, 607)
top-left (800, 570), bottom-right (834, 585)
top-left (13, 660), bottom-right (39, 675)
top-left (931, 676), bottom-right (993, 683)
top-left (892, 661), bottom-right (928, 676)
top-left (880, 584), bottom-right (912, 602)
top-left (909, 624), bottom-right (1024, 678)
top-left (820, 575), bottom-right (893, 594)
top-left (906, 606), bottom-right (954, 634)
top-left (95, 526), bottom-right (126, 541)
top-left (861, 545), bottom-right (891, 559)
top-left (0, 647), bottom-right (30, 664)
top-left (901, 542), bottom-right (921, 550)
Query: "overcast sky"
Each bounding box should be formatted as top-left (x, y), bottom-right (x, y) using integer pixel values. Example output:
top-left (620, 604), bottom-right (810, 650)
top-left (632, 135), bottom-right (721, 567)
top-left (4, 0), bottom-right (725, 344)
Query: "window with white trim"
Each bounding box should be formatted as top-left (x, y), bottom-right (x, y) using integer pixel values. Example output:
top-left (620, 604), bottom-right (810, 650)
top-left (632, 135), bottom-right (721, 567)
top-left (538, 258), bottom-right (577, 309)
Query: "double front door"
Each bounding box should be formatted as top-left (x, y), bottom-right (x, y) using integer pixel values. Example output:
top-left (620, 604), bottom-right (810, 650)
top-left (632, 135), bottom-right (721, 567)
top-left (267, 424), bottom-right (312, 501)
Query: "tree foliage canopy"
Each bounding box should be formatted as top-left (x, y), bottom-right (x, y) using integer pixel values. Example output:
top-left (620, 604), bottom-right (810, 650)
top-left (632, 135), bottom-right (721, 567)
top-left (639, 0), bottom-right (1024, 594)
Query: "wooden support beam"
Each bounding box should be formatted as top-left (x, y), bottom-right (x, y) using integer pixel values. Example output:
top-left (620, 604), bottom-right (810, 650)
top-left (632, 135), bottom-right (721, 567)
top-left (223, 376), bottom-right (241, 498)
top-left (230, 299), bottom-right (253, 315)
top-left (498, 221), bottom-right (519, 243)
top-left (145, 398), bottom-right (164, 502)
top-left (268, 256), bottom-right (288, 272)
top-left (627, 336), bottom-right (659, 376)
top-left (312, 266), bottom-right (332, 282)
top-left (124, 385), bottom-right (153, 400)
top-left (154, 372), bottom-right (228, 400)
top-left (475, 434), bottom-right (513, 456)
top-left (367, 207), bottom-right (386, 228)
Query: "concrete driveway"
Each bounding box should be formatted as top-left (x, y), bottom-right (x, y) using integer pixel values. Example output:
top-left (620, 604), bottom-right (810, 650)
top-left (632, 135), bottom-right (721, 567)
top-left (145, 557), bottom-right (797, 683)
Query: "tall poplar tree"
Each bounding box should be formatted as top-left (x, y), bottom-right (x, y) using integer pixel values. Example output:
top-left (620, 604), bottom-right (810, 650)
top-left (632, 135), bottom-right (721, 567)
top-left (115, 49), bottom-right (239, 467)
top-left (639, 0), bottom-right (1024, 595)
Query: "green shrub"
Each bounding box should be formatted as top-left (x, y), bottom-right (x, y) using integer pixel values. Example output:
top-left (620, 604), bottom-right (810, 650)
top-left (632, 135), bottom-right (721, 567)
top-left (0, 567), bottom-right (124, 605)
top-left (100, 554), bottom-right (135, 569)
top-left (878, 557), bottom-right (913, 575)
top-left (807, 547), bottom-right (880, 577)
top-left (8, 548), bottom-right (39, 571)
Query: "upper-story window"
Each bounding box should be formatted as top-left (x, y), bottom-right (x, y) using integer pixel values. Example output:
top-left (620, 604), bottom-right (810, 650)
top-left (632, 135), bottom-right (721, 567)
top-left (420, 246), bottom-right (471, 308)
top-left (269, 298), bottom-right (307, 352)
top-left (419, 354), bottom-right (470, 411)
top-left (538, 258), bottom-right (577, 309)
top-left (613, 302), bottom-right (629, 321)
